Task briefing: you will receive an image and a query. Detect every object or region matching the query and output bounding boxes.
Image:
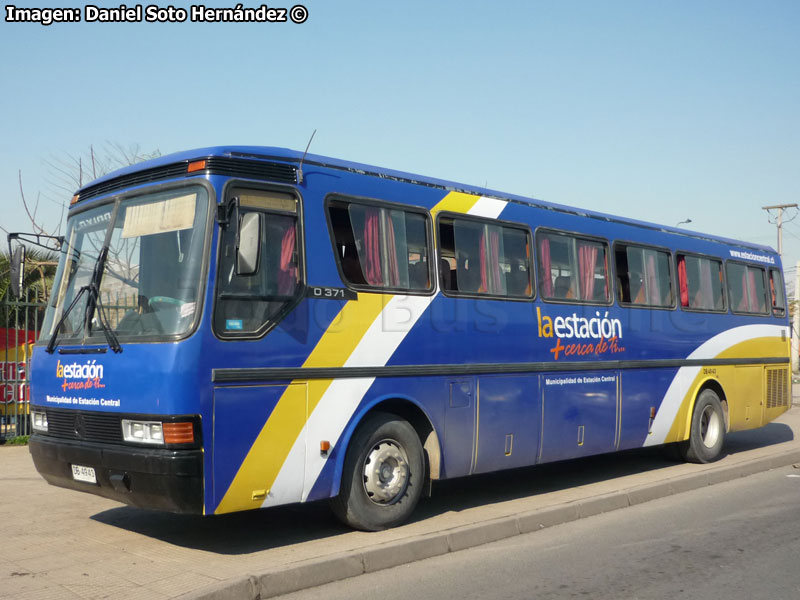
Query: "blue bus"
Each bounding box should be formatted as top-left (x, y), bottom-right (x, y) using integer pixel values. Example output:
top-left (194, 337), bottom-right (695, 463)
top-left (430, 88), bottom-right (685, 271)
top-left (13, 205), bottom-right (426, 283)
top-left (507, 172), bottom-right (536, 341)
top-left (14, 146), bottom-right (790, 530)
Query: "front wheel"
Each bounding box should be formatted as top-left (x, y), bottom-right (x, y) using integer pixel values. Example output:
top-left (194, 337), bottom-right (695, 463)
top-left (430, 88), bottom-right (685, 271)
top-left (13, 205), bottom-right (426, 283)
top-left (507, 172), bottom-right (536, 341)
top-left (679, 389), bottom-right (726, 463)
top-left (331, 412), bottom-right (425, 531)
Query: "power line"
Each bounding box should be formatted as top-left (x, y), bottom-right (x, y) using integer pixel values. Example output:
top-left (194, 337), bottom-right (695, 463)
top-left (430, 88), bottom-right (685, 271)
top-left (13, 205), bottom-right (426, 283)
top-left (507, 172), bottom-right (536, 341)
top-left (762, 204), bottom-right (799, 256)
top-left (781, 228), bottom-right (800, 244)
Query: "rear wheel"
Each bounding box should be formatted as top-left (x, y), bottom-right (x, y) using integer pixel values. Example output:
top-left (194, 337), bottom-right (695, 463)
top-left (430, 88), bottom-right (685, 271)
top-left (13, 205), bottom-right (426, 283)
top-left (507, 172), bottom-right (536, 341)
top-left (331, 412), bottom-right (424, 531)
top-left (679, 389), bottom-right (726, 463)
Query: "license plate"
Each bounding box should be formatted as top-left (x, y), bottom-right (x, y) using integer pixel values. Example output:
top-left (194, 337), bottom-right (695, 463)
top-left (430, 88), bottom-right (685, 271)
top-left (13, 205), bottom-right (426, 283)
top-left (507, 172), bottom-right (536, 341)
top-left (71, 464), bottom-right (97, 484)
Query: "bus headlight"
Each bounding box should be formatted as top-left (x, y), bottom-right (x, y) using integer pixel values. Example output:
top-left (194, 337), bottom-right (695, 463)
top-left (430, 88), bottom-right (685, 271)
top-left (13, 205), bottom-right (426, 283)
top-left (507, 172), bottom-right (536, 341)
top-left (32, 411), bottom-right (48, 433)
top-left (120, 419), bottom-right (196, 445)
top-left (122, 419), bottom-right (164, 445)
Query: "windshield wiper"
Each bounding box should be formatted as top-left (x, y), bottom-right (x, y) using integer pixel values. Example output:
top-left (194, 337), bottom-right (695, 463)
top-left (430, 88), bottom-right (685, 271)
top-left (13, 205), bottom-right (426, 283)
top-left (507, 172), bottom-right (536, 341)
top-left (46, 246), bottom-right (122, 354)
top-left (45, 285), bottom-right (89, 354)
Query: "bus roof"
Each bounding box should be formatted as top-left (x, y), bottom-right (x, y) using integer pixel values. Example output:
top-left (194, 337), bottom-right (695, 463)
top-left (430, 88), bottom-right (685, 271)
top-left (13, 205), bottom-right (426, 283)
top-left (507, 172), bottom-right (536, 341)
top-left (76, 145), bottom-right (777, 256)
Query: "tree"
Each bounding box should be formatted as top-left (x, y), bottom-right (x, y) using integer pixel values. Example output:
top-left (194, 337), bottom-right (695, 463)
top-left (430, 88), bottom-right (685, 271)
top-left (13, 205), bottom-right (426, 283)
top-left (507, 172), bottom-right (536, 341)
top-left (1, 248), bottom-right (59, 331)
top-left (2, 142), bottom-right (161, 240)
top-left (1, 143), bottom-right (160, 330)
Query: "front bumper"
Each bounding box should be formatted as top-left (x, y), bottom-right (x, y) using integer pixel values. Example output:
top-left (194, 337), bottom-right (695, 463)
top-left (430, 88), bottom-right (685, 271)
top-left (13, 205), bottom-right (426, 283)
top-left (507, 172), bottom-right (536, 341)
top-left (29, 434), bottom-right (203, 514)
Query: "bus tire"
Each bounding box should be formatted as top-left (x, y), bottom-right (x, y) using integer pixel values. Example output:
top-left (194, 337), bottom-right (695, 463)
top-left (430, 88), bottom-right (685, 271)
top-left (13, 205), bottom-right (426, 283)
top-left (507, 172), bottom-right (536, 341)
top-left (679, 389), bottom-right (726, 464)
top-left (331, 412), bottom-right (424, 531)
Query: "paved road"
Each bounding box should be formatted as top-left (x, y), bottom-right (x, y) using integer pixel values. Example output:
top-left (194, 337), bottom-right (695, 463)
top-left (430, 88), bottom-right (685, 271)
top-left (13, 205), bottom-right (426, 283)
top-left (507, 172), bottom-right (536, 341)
top-left (279, 466), bottom-right (800, 600)
top-left (0, 402), bottom-right (799, 599)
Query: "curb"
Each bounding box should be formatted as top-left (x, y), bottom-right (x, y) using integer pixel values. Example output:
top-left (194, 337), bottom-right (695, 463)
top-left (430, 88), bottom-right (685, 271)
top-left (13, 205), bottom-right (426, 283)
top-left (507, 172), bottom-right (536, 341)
top-left (182, 447), bottom-right (800, 600)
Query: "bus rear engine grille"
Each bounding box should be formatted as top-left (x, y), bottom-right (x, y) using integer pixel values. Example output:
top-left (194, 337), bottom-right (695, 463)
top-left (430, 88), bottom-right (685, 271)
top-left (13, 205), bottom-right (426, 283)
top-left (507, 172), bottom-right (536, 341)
top-left (43, 408), bottom-right (123, 444)
top-left (766, 367), bottom-right (789, 409)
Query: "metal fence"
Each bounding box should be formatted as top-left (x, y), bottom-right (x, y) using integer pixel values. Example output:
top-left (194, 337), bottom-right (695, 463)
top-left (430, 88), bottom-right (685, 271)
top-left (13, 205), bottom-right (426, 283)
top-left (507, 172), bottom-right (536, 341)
top-left (1, 290), bottom-right (47, 441)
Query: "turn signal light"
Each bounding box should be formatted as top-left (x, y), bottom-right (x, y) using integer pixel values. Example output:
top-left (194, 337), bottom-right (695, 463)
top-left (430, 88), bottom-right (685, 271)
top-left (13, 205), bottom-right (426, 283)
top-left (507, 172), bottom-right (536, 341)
top-left (163, 422), bottom-right (195, 444)
top-left (187, 160), bottom-right (207, 173)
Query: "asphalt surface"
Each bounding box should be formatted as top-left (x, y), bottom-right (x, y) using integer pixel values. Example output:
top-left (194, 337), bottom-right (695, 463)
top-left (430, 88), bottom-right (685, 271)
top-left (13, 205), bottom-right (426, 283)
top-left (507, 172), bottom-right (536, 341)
top-left (1, 392), bottom-right (799, 600)
top-left (278, 466), bottom-right (800, 600)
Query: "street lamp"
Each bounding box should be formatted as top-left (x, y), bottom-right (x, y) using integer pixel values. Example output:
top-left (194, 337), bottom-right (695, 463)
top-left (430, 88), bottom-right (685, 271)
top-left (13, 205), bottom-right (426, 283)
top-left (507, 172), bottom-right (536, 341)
top-left (676, 219), bottom-right (692, 227)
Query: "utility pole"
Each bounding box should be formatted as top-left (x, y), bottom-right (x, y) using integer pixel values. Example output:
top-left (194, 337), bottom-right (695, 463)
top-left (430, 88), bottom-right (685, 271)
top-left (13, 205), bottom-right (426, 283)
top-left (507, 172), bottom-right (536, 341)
top-left (794, 260), bottom-right (799, 374)
top-left (762, 203), bottom-right (798, 255)
top-left (764, 204), bottom-right (800, 374)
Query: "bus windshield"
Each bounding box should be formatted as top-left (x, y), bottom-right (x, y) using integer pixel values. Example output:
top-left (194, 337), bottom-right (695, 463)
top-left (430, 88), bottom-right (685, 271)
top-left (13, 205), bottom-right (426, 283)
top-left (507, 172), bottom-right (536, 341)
top-left (41, 185), bottom-right (210, 342)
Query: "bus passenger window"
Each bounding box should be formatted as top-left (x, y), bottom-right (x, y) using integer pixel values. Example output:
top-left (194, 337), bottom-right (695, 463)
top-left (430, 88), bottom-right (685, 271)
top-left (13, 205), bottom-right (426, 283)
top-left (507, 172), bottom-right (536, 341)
top-left (769, 269), bottom-right (786, 316)
top-left (676, 254), bottom-right (724, 312)
top-left (438, 216), bottom-right (532, 298)
top-left (538, 231), bottom-right (609, 303)
top-left (726, 261), bottom-right (768, 315)
top-left (328, 198), bottom-right (432, 293)
top-left (616, 245), bottom-right (673, 308)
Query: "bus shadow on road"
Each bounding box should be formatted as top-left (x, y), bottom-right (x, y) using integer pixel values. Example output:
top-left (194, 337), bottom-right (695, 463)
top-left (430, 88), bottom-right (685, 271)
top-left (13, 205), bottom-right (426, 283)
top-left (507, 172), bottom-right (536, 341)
top-left (89, 421), bottom-right (794, 555)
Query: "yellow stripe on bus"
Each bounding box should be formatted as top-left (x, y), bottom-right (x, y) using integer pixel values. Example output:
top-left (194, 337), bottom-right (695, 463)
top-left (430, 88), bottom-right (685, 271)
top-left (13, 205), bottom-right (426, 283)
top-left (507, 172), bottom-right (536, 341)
top-left (215, 295), bottom-right (387, 514)
top-left (429, 191), bottom-right (481, 219)
top-left (214, 191), bottom-right (483, 514)
top-left (661, 335), bottom-right (788, 445)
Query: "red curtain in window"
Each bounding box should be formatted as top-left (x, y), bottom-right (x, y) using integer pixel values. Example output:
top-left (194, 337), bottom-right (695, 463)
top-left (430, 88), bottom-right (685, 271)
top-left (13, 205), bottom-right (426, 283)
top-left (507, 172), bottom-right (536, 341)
top-left (277, 223), bottom-right (297, 295)
top-left (577, 242), bottom-right (597, 300)
top-left (385, 212), bottom-right (399, 287)
top-left (698, 258), bottom-right (713, 310)
top-left (478, 229), bottom-right (488, 293)
top-left (539, 237), bottom-right (552, 297)
top-left (739, 271), bottom-right (749, 311)
top-left (770, 274), bottom-right (777, 308)
top-left (746, 268), bottom-right (759, 312)
top-left (487, 229), bottom-right (502, 293)
top-left (677, 257), bottom-right (689, 307)
top-left (363, 208), bottom-right (382, 286)
top-left (646, 253), bottom-right (660, 305)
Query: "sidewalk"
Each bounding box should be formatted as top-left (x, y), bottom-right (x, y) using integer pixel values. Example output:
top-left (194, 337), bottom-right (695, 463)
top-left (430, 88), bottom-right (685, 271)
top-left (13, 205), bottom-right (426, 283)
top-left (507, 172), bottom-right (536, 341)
top-left (2, 400), bottom-right (800, 600)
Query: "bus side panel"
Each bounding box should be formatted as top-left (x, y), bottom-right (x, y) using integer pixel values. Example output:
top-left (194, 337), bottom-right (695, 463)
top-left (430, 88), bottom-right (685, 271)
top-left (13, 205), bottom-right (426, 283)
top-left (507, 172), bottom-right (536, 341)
top-left (212, 383), bottom-right (306, 514)
top-left (618, 368), bottom-right (678, 451)
top-left (730, 366), bottom-right (765, 431)
top-left (723, 364), bottom-right (791, 432)
top-left (442, 377), bottom-right (477, 478)
top-left (473, 375), bottom-right (540, 474)
top-left (539, 372), bottom-right (618, 463)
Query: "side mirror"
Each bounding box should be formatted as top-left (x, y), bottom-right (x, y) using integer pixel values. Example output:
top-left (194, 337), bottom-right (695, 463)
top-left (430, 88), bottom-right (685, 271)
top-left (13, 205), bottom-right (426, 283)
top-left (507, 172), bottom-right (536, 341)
top-left (236, 212), bottom-right (262, 276)
top-left (9, 245), bottom-right (25, 299)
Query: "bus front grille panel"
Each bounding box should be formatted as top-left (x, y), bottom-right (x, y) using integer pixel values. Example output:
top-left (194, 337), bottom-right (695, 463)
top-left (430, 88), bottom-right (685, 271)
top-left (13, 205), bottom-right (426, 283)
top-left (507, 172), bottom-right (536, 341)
top-left (78, 164), bottom-right (187, 201)
top-left (77, 157), bottom-right (297, 202)
top-left (766, 368), bottom-right (789, 409)
top-left (204, 157), bottom-right (297, 183)
top-left (43, 408), bottom-right (124, 444)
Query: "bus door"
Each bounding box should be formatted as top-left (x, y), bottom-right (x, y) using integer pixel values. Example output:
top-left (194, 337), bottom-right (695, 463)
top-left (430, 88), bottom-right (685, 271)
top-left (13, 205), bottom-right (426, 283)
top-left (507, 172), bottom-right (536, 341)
top-left (539, 371), bottom-right (618, 463)
top-left (473, 374), bottom-right (541, 474)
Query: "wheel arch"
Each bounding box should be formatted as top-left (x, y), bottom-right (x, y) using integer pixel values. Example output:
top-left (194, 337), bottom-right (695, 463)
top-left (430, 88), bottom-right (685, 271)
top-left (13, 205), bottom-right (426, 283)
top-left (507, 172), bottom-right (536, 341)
top-left (683, 378), bottom-right (729, 440)
top-left (330, 395), bottom-right (440, 498)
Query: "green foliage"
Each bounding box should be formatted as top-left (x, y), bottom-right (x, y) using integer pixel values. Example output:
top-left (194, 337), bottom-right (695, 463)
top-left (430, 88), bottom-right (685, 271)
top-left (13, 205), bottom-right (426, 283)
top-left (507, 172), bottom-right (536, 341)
top-left (0, 435), bottom-right (30, 446)
top-left (1, 248), bottom-right (57, 330)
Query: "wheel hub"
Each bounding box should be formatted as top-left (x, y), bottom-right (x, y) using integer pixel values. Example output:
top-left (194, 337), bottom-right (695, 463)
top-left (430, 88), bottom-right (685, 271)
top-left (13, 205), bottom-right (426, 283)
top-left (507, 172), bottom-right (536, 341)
top-left (700, 404), bottom-right (722, 449)
top-left (363, 439), bottom-right (409, 505)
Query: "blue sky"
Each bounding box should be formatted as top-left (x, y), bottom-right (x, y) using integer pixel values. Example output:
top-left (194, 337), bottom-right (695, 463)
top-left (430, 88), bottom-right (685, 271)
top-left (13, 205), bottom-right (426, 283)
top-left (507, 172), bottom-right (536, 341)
top-left (2, 1), bottom-right (798, 283)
